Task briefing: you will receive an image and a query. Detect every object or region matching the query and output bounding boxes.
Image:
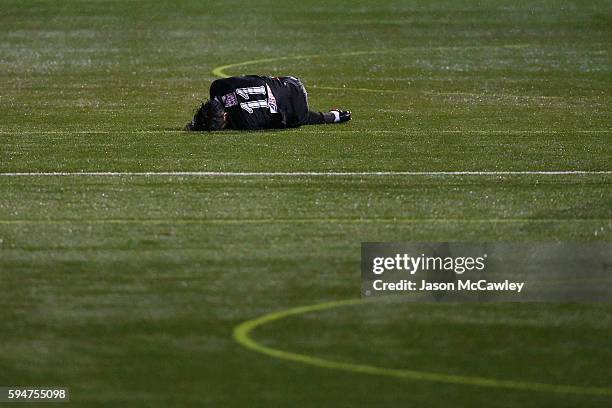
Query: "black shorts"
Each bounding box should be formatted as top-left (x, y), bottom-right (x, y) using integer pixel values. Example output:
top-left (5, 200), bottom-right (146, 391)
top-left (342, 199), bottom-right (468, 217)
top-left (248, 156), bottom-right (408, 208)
top-left (282, 76), bottom-right (309, 109)
top-left (279, 76), bottom-right (310, 126)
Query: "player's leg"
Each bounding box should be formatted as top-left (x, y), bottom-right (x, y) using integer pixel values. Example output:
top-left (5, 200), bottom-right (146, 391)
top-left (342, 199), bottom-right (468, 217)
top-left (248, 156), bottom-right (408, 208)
top-left (305, 110), bottom-right (351, 125)
top-left (283, 76), bottom-right (351, 126)
top-left (306, 110), bottom-right (325, 124)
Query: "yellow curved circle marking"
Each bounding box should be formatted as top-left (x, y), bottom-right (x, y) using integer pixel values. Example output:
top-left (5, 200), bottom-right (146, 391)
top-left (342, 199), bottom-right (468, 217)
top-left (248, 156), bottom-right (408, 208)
top-left (233, 298), bottom-right (612, 397)
top-left (222, 47), bottom-right (608, 395)
top-left (211, 50), bottom-right (385, 79)
top-left (211, 44), bottom-right (532, 79)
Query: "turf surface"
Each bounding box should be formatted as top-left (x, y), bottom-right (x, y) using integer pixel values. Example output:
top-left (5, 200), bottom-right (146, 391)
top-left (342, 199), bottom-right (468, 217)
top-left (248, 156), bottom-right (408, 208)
top-left (1, 0), bottom-right (611, 406)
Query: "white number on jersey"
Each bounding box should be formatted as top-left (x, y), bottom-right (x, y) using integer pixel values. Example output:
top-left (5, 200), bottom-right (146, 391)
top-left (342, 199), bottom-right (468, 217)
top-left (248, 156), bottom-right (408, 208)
top-left (235, 85), bottom-right (277, 114)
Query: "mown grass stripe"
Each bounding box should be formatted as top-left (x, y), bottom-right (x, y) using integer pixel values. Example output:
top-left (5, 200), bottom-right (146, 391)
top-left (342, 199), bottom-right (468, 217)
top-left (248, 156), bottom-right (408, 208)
top-left (0, 218), bottom-right (608, 225)
top-left (0, 171), bottom-right (611, 177)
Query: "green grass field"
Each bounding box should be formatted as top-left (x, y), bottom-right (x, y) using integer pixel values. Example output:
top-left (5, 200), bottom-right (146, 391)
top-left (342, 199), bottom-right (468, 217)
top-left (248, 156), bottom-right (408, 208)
top-left (1, 0), bottom-right (611, 406)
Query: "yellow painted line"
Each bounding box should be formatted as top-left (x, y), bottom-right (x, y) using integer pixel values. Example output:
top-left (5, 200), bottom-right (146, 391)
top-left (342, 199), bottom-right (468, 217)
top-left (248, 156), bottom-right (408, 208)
top-left (211, 45), bottom-right (533, 79)
top-left (210, 46), bottom-right (612, 107)
top-left (211, 50), bottom-right (384, 79)
top-left (233, 298), bottom-right (612, 396)
top-left (212, 56), bottom-right (309, 78)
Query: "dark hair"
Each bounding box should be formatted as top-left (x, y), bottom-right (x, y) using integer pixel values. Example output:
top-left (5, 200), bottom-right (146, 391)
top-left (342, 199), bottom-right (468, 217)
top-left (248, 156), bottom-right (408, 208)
top-left (185, 99), bottom-right (225, 131)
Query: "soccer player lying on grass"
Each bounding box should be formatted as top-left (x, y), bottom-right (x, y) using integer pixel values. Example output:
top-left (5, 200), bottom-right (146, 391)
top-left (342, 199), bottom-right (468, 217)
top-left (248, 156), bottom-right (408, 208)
top-left (185, 75), bottom-right (351, 131)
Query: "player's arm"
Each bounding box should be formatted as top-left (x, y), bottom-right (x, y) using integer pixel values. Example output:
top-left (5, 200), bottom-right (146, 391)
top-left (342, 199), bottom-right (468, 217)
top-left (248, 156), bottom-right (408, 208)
top-left (210, 76), bottom-right (266, 99)
top-left (209, 78), bottom-right (233, 99)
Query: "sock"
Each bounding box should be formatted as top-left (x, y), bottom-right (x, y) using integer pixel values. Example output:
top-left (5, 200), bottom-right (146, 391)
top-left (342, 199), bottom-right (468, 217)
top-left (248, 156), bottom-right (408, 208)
top-left (330, 110), bottom-right (340, 123)
top-left (322, 111), bottom-right (336, 124)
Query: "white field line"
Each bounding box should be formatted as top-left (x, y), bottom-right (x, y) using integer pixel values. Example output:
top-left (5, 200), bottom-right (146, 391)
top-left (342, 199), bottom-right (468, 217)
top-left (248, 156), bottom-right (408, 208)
top-left (0, 218), bottom-right (609, 225)
top-left (0, 171), bottom-right (611, 177)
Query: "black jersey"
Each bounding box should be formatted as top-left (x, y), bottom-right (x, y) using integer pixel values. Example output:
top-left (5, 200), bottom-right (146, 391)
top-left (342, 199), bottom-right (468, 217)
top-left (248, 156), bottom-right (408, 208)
top-left (209, 75), bottom-right (310, 130)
